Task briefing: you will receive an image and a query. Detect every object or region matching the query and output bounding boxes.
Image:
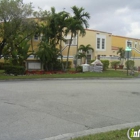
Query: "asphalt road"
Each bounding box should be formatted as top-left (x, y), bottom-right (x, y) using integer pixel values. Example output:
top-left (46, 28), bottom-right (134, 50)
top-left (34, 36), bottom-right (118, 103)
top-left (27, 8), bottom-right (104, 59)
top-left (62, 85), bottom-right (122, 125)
top-left (0, 79), bottom-right (140, 140)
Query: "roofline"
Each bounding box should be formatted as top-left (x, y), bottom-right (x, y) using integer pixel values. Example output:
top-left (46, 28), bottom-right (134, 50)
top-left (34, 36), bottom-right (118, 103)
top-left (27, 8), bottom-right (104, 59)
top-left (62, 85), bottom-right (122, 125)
top-left (86, 28), bottom-right (140, 40)
top-left (112, 35), bottom-right (140, 40)
top-left (85, 28), bottom-right (112, 35)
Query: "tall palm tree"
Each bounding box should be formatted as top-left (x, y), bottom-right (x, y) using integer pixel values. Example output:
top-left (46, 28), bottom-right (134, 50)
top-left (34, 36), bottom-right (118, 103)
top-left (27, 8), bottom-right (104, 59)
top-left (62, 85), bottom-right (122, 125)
top-left (72, 6), bottom-right (90, 67)
top-left (65, 6), bottom-right (90, 69)
top-left (78, 44), bottom-right (94, 64)
top-left (65, 18), bottom-right (85, 69)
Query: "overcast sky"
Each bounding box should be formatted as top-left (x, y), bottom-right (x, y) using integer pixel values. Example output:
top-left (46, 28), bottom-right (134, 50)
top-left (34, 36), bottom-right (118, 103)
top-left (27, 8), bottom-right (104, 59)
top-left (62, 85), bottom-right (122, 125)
top-left (24, 0), bottom-right (140, 39)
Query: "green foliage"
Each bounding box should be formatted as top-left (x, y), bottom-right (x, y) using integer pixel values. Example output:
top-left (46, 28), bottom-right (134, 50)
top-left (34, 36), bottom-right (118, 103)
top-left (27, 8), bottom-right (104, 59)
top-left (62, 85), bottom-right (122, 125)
top-left (62, 61), bottom-right (72, 69)
top-left (90, 60), bottom-right (95, 63)
top-left (111, 61), bottom-right (120, 68)
top-left (0, 0), bottom-right (34, 56)
top-left (125, 60), bottom-right (135, 70)
top-left (0, 62), bottom-right (3, 70)
top-left (78, 44), bottom-right (94, 53)
top-left (76, 65), bottom-right (82, 72)
top-left (0, 62), bottom-right (10, 70)
top-left (101, 60), bottom-right (109, 71)
top-left (78, 44), bottom-right (94, 64)
top-left (117, 47), bottom-right (125, 60)
top-left (36, 40), bottom-right (62, 71)
top-left (4, 65), bottom-right (25, 75)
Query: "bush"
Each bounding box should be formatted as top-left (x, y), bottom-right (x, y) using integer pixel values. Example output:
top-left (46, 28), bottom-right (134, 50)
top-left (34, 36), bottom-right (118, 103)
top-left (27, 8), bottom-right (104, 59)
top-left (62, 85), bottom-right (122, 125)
top-left (4, 65), bottom-right (25, 75)
top-left (0, 62), bottom-right (4, 70)
top-left (101, 60), bottom-right (109, 71)
top-left (125, 60), bottom-right (134, 70)
top-left (111, 61), bottom-right (120, 68)
top-left (0, 62), bottom-right (10, 70)
top-left (62, 61), bottom-right (72, 69)
top-left (76, 65), bottom-right (82, 72)
top-left (90, 60), bottom-right (95, 64)
top-left (52, 60), bottom-right (62, 71)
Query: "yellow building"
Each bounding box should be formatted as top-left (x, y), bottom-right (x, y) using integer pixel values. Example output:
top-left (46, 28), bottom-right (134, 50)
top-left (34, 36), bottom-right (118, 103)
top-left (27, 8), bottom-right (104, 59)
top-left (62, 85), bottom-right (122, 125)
top-left (61, 29), bottom-right (140, 67)
top-left (1, 27), bottom-right (140, 68)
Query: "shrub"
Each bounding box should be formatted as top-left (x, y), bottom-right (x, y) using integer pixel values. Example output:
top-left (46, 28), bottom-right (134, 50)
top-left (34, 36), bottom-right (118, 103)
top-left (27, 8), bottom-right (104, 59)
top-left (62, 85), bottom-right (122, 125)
top-left (101, 60), bottom-right (109, 71)
top-left (0, 62), bottom-right (10, 70)
top-left (52, 60), bottom-right (62, 71)
top-left (4, 65), bottom-right (25, 75)
top-left (0, 62), bottom-right (4, 70)
top-left (111, 61), bottom-right (120, 68)
top-left (125, 60), bottom-right (134, 70)
top-left (90, 60), bottom-right (95, 64)
top-left (76, 65), bottom-right (82, 72)
top-left (62, 61), bottom-right (72, 69)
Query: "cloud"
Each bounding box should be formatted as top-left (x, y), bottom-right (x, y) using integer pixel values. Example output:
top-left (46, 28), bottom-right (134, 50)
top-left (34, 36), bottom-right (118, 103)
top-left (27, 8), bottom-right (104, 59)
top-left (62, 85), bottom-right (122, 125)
top-left (24, 0), bottom-right (140, 38)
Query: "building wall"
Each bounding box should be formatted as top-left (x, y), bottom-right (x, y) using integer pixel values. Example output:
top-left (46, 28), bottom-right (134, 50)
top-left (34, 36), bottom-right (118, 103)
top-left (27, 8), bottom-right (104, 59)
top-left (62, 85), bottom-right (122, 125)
top-left (61, 29), bottom-right (140, 67)
top-left (112, 35), bottom-right (140, 57)
top-left (78, 29), bottom-right (112, 59)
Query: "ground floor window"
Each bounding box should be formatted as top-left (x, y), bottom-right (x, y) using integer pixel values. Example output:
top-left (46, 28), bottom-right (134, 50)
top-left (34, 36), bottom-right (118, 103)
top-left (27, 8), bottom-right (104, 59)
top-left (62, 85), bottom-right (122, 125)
top-left (87, 55), bottom-right (91, 64)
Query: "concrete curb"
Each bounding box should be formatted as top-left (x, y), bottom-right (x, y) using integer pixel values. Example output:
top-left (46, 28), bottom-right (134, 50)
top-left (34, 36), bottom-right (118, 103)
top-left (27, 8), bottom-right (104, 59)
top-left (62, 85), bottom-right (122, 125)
top-left (0, 77), bottom-right (139, 82)
top-left (41, 122), bottom-right (140, 140)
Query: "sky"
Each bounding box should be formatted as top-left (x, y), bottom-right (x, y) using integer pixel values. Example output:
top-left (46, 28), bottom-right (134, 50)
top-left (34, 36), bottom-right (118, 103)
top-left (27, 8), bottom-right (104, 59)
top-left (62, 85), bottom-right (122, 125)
top-left (24, 0), bottom-right (140, 39)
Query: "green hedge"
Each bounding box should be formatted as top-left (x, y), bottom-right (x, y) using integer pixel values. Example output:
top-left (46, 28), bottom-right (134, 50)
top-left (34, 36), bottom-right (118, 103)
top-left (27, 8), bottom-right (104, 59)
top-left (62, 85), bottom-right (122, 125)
top-left (62, 61), bottom-right (72, 69)
top-left (90, 60), bottom-right (95, 63)
top-left (76, 65), bottom-right (82, 72)
top-left (111, 61), bottom-right (120, 68)
top-left (0, 62), bottom-right (10, 70)
top-left (125, 60), bottom-right (134, 70)
top-left (101, 60), bottom-right (109, 71)
top-left (4, 65), bottom-right (25, 75)
top-left (90, 59), bottom-right (109, 71)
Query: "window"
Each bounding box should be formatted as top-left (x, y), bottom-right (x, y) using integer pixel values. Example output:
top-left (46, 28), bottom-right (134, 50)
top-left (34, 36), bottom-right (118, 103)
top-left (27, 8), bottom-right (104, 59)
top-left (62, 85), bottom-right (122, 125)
top-left (102, 39), bottom-right (105, 49)
top-left (97, 38), bottom-right (100, 49)
top-left (65, 37), bottom-right (77, 46)
top-left (134, 42), bottom-right (137, 48)
top-left (96, 35), bottom-right (106, 50)
top-left (65, 39), bottom-right (71, 45)
top-left (127, 40), bottom-right (132, 47)
top-left (87, 55), bottom-right (91, 64)
top-left (34, 34), bottom-right (39, 41)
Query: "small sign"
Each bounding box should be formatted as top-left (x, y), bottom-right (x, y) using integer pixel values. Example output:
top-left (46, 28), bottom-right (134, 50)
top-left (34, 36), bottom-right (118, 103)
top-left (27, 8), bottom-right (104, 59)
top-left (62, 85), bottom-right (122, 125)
top-left (125, 46), bottom-right (132, 51)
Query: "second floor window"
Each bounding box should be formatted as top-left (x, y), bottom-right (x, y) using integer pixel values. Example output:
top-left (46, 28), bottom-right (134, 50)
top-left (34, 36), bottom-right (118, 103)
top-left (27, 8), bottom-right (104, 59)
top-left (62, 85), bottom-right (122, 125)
top-left (96, 35), bottom-right (106, 50)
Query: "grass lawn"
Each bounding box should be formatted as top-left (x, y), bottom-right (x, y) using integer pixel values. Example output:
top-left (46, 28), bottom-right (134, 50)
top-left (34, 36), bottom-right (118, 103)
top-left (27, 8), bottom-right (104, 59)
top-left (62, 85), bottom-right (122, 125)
top-left (71, 126), bottom-right (140, 140)
top-left (0, 69), bottom-right (139, 80)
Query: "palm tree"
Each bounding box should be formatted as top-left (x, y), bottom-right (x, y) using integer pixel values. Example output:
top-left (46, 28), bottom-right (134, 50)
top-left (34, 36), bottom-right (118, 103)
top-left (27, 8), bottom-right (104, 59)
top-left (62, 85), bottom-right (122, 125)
top-left (76, 52), bottom-right (86, 64)
top-left (65, 18), bottom-right (86, 69)
top-left (117, 47), bottom-right (125, 65)
top-left (71, 6), bottom-right (90, 67)
top-left (78, 44), bottom-right (94, 64)
top-left (65, 6), bottom-right (90, 70)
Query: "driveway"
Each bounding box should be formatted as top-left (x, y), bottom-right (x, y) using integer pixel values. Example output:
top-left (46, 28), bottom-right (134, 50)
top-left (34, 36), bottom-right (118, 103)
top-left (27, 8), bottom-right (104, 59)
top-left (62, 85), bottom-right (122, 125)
top-left (0, 79), bottom-right (140, 140)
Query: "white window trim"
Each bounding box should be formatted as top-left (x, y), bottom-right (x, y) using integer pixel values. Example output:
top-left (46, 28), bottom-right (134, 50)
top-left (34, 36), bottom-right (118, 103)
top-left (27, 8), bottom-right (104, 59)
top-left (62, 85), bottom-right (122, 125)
top-left (134, 42), bottom-right (137, 48)
top-left (64, 35), bottom-right (77, 46)
top-left (126, 40), bottom-right (133, 48)
top-left (96, 35), bottom-right (106, 51)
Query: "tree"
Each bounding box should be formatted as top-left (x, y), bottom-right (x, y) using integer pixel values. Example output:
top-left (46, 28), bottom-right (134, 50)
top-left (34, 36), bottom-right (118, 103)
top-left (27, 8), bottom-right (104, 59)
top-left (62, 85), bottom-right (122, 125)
top-left (65, 6), bottom-right (90, 69)
top-left (117, 47), bottom-right (125, 65)
top-left (34, 7), bottom-right (69, 70)
top-left (36, 40), bottom-right (61, 71)
top-left (0, 0), bottom-right (34, 58)
top-left (72, 6), bottom-right (90, 67)
top-left (76, 52), bottom-right (86, 64)
top-left (78, 44), bottom-right (94, 64)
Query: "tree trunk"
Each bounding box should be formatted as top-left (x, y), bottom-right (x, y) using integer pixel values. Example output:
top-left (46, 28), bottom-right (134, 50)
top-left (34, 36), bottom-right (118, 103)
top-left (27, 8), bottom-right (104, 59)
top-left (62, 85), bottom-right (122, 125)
top-left (66, 33), bottom-right (73, 70)
top-left (75, 31), bottom-right (78, 70)
top-left (0, 39), bottom-right (6, 58)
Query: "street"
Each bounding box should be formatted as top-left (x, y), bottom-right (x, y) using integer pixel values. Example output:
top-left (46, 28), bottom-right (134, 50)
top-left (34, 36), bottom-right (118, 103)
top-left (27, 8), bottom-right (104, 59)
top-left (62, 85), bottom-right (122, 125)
top-left (0, 79), bottom-right (140, 140)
